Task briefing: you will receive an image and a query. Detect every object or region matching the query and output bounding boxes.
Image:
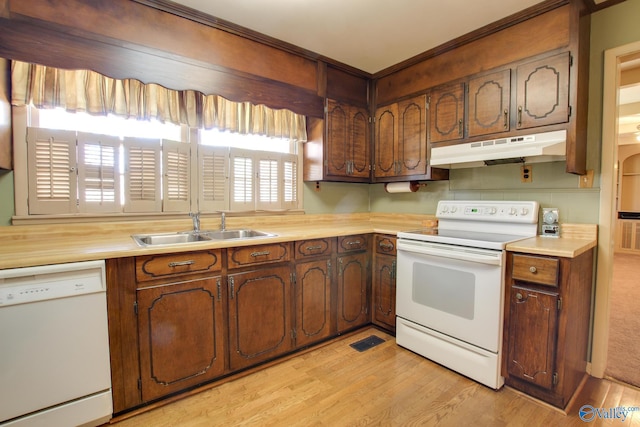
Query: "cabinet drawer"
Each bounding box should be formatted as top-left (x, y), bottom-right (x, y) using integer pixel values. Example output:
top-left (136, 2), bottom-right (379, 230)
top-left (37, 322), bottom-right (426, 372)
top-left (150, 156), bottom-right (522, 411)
top-left (136, 250), bottom-right (222, 283)
top-left (227, 242), bottom-right (290, 269)
top-left (338, 234), bottom-right (368, 253)
top-left (375, 235), bottom-right (396, 255)
top-left (295, 238), bottom-right (334, 259)
top-left (512, 254), bottom-right (559, 287)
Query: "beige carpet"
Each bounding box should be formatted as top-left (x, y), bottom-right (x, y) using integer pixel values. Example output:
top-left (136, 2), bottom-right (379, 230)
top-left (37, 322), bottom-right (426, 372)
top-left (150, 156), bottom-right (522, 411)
top-left (605, 253), bottom-right (640, 388)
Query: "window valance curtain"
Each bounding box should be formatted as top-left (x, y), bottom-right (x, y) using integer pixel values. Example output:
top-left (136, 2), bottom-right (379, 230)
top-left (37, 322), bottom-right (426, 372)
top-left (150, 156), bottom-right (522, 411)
top-left (10, 61), bottom-right (307, 141)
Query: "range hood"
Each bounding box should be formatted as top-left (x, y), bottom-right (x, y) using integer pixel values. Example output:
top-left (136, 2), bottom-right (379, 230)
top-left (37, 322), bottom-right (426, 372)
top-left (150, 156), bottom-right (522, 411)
top-left (430, 130), bottom-right (567, 169)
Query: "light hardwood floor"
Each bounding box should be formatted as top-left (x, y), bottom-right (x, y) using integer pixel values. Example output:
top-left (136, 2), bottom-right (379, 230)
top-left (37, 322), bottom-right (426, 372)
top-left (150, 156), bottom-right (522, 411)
top-left (111, 328), bottom-right (640, 426)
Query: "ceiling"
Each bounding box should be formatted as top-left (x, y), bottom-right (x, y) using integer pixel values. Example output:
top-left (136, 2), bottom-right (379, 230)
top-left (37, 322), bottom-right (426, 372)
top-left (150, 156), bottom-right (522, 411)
top-left (170, 0), bottom-right (547, 74)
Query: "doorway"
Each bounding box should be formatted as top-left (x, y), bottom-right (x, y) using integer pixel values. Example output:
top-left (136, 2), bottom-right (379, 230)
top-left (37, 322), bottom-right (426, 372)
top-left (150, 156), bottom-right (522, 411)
top-left (591, 40), bottom-right (640, 386)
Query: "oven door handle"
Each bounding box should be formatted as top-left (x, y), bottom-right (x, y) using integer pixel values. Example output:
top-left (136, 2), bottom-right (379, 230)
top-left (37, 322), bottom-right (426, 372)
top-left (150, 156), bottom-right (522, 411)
top-left (397, 240), bottom-right (502, 266)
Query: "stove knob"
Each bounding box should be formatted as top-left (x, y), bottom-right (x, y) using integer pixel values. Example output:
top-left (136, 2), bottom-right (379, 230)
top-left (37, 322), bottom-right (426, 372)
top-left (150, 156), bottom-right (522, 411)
top-left (440, 206), bottom-right (449, 214)
top-left (508, 207), bottom-right (517, 215)
top-left (489, 207), bottom-right (497, 215)
top-left (451, 206), bottom-right (458, 213)
top-left (520, 208), bottom-right (529, 216)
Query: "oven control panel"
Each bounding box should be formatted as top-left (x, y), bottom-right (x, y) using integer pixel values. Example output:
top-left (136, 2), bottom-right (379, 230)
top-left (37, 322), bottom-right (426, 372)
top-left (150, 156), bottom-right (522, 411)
top-left (436, 201), bottom-right (539, 223)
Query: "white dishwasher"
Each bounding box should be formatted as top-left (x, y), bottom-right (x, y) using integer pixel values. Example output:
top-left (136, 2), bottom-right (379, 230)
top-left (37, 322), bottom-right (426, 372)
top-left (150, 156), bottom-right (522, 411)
top-left (0, 260), bottom-right (112, 427)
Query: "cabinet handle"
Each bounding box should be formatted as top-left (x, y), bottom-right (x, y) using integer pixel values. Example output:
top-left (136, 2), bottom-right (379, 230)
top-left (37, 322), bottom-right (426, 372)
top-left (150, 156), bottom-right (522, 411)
top-left (517, 106), bottom-right (523, 128)
top-left (168, 260), bottom-right (195, 268)
top-left (503, 109), bottom-right (508, 129)
top-left (379, 242), bottom-right (394, 250)
top-left (515, 292), bottom-right (523, 301)
top-left (229, 277), bottom-right (235, 299)
top-left (216, 278), bottom-right (221, 301)
top-left (250, 250), bottom-right (271, 257)
top-left (338, 258), bottom-right (343, 276)
top-left (391, 260), bottom-right (396, 280)
top-left (458, 118), bottom-right (463, 136)
top-left (347, 240), bottom-right (362, 246)
top-left (306, 245), bottom-right (323, 251)
top-left (529, 266), bottom-right (537, 274)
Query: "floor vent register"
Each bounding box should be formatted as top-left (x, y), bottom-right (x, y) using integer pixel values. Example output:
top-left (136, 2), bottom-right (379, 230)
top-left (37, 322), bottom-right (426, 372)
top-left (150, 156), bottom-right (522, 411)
top-left (350, 335), bottom-right (385, 352)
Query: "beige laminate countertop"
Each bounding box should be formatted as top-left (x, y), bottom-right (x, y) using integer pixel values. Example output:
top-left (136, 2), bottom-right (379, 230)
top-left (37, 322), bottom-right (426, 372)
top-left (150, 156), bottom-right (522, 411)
top-left (0, 214), bottom-right (597, 270)
top-left (505, 223), bottom-right (598, 258)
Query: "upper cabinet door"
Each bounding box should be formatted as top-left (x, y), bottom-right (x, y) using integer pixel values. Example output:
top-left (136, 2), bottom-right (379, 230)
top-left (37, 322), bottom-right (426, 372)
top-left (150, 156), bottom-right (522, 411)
top-left (325, 99), bottom-right (370, 181)
top-left (468, 69), bottom-right (511, 138)
top-left (516, 52), bottom-right (570, 130)
top-left (429, 82), bottom-right (465, 143)
top-left (350, 106), bottom-right (370, 179)
top-left (374, 103), bottom-right (398, 178)
top-left (326, 99), bottom-right (349, 177)
top-left (397, 95), bottom-right (427, 177)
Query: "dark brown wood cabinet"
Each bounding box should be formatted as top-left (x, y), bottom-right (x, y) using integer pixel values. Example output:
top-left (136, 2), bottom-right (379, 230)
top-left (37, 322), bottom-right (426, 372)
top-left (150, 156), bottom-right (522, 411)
top-left (374, 95), bottom-right (448, 182)
top-left (294, 238), bottom-right (335, 347)
top-left (515, 52), bottom-right (570, 131)
top-left (137, 276), bottom-right (226, 402)
top-left (227, 242), bottom-right (293, 370)
top-left (325, 99), bottom-right (370, 181)
top-left (373, 102), bottom-right (398, 179)
top-left (467, 52), bottom-right (570, 139)
top-left (503, 249), bottom-right (594, 408)
top-left (468, 69), bottom-right (511, 138)
top-left (227, 265), bottom-right (293, 370)
top-left (336, 234), bottom-right (370, 332)
top-left (372, 235), bottom-right (397, 332)
top-left (428, 82), bottom-right (465, 144)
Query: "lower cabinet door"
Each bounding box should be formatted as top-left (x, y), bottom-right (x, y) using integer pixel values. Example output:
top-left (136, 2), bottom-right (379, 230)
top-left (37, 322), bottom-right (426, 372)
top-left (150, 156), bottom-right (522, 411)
top-left (506, 286), bottom-right (559, 390)
top-left (295, 259), bottom-right (332, 347)
top-left (228, 266), bottom-right (293, 370)
top-left (372, 253), bottom-right (396, 331)
top-left (337, 252), bottom-right (369, 332)
top-left (137, 277), bottom-right (226, 402)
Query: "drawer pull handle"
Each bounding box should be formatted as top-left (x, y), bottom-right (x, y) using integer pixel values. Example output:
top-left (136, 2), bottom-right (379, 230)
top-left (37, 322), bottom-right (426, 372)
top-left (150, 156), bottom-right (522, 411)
top-left (168, 260), bottom-right (195, 268)
top-left (306, 245), bottom-right (323, 251)
top-left (251, 250), bottom-right (271, 257)
top-left (529, 266), bottom-right (537, 273)
top-left (516, 292), bottom-right (523, 301)
top-left (347, 240), bottom-right (362, 246)
top-left (379, 243), bottom-right (394, 250)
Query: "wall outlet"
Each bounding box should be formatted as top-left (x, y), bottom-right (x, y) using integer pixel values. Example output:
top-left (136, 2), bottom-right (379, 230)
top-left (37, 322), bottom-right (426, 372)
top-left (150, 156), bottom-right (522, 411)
top-left (579, 170), bottom-right (594, 188)
top-left (521, 165), bottom-right (532, 183)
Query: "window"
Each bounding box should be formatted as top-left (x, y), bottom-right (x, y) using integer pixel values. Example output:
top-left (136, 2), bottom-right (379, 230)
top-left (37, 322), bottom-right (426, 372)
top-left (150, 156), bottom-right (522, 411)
top-left (18, 108), bottom-right (302, 218)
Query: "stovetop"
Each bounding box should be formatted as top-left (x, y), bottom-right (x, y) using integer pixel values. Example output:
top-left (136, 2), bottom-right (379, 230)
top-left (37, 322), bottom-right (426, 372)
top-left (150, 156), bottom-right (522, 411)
top-left (398, 200), bottom-right (540, 250)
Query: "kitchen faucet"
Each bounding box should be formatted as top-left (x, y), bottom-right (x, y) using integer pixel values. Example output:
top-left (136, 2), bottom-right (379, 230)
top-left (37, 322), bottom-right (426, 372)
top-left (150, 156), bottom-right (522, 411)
top-left (190, 212), bottom-right (201, 233)
top-left (220, 212), bottom-right (226, 231)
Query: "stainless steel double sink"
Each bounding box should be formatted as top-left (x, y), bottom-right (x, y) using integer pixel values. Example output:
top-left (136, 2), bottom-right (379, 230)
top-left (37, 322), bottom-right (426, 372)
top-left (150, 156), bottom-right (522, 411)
top-left (132, 229), bottom-right (277, 246)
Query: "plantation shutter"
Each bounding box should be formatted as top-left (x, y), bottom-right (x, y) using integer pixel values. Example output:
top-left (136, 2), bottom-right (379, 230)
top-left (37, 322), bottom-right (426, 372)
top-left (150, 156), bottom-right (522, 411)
top-left (162, 139), bottom-right (191, 212)
top-left (256, 155), bottom-right (279, 210)
top-left (229, 148), bottom-right (254, 211)
top-left (77, 132), bottom-right (121, 213)
top-left (123, 137), bottom-right (161, 212)
top-left (26, 127), bottom-right (78, 214)
top-left (198, 145), bottom-right (228, 212)
top-left (283, 154), bottom-right (298, 210)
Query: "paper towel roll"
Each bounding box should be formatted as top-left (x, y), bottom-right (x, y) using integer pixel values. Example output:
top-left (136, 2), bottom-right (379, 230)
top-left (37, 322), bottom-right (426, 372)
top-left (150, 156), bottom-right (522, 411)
top-left (384, 181), bottom-right (420, 193)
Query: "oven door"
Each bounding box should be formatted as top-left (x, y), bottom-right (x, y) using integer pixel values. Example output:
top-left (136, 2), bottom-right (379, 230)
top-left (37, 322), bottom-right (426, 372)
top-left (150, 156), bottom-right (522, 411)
top-left (396, 238), bottom-right (505, 353)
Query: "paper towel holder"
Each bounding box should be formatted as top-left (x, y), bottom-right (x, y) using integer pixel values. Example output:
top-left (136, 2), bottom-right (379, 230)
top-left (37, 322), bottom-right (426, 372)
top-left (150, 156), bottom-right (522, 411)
top-left (384, 181), bottom-right (424, 193)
